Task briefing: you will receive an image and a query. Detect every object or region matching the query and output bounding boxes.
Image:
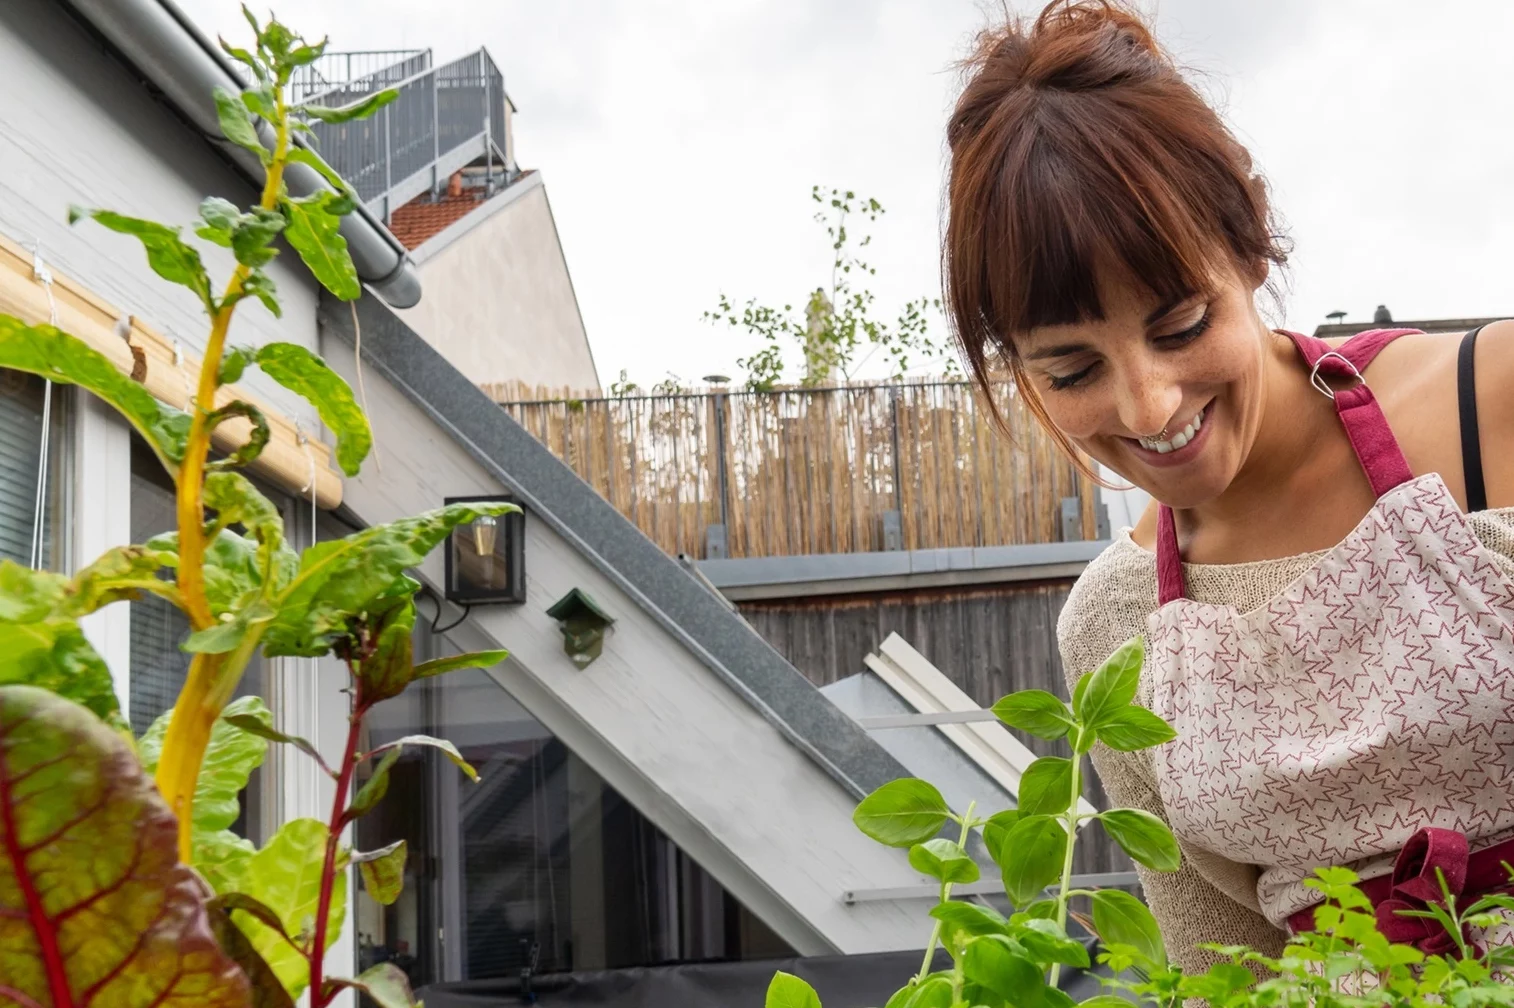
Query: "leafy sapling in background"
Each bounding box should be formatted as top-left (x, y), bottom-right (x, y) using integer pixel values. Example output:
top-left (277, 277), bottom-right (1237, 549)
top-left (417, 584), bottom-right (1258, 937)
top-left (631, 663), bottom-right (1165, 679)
top-left (0, 9), bottom-right (510, 1007)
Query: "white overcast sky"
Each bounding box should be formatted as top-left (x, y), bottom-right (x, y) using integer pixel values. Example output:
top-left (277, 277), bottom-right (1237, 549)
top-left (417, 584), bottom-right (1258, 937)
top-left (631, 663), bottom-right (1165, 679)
top-left (174, 0), bottom-right (1514, 389)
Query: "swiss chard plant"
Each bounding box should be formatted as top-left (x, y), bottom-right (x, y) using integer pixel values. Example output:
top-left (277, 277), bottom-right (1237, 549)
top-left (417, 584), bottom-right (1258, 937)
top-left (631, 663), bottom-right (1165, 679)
top-left (0, 10), bottom-right (510, 1007)
top-left (767, 636), bottom-right (1514, 1008)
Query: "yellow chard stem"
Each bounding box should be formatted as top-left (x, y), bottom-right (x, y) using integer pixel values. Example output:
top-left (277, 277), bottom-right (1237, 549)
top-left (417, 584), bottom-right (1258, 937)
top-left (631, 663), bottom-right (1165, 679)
top-left (157, 94), bottom-right (291, 858)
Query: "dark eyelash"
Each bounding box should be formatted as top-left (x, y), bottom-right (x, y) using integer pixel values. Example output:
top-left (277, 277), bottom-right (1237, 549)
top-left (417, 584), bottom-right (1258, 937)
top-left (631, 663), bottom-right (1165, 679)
top-left (1049, 365), bottom-right (1094, 391)
top-left (1047, 311), bottom-right (1211, 392)
top-left (1158, 311), bottom-right (1212, 347)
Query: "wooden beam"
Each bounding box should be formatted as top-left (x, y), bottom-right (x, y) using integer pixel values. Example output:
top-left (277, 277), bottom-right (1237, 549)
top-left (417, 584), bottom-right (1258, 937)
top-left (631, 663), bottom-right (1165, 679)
top-left (0, 233), bottom-right (343, 507)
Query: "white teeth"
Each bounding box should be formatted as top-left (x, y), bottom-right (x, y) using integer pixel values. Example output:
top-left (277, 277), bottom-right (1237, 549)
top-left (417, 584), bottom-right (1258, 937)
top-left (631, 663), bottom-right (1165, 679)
top-left (1138, 406), bottom-right (1206, 454)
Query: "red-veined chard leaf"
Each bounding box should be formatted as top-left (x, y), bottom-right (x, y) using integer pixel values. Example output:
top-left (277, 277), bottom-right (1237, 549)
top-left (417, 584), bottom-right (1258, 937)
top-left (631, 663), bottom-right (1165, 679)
top-left (0, 685), bottom-right (249, 1006)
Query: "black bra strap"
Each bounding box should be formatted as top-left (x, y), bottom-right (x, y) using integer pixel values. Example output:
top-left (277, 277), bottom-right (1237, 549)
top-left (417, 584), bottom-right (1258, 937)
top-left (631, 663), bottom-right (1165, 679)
top-left (1458, 325), bottom-right (1488, 513)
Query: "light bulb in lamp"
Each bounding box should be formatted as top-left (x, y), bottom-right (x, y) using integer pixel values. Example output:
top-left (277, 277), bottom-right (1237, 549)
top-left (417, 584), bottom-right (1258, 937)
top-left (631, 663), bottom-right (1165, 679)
top-left (471, 515), bottom-right (499, 557)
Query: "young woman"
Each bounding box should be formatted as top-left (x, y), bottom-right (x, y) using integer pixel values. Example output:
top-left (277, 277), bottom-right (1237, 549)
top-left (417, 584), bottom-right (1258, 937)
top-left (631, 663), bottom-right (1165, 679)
top-left (944, 0), bottom-right (1514, 972)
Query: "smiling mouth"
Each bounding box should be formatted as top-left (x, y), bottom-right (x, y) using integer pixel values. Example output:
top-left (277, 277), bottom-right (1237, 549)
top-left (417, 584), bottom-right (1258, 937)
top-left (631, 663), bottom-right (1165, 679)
top-left (1135, 405), bottom-right (1207, 455)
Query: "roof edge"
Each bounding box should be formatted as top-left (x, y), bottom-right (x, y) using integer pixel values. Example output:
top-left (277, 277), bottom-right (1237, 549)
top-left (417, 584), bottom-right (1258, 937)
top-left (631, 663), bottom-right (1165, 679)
top-left (407, 170), bottom-right (544, 266)
top-left (321, 290), bottom-right (914, 801)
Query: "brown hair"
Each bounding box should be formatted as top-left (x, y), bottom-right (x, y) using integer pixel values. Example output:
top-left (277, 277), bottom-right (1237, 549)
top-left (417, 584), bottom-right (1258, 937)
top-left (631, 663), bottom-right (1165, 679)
top-left (943, 1), bottom-right (1289, 460)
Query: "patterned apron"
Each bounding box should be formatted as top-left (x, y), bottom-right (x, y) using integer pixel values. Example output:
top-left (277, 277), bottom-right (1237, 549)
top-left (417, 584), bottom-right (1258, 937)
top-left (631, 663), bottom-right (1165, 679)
top-left (1146, 327), bottom-right (1514, 953)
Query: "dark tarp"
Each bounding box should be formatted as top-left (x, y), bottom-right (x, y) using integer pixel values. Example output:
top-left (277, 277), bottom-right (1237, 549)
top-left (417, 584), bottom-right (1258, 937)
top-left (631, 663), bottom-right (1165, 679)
top-left (419, 945), bottom-right (1111, 1007)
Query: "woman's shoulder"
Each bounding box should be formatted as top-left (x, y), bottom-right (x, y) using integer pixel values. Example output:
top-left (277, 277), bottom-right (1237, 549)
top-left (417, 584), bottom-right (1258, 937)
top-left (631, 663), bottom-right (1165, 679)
top-left (1057, 532), bottom-right (1159, 684)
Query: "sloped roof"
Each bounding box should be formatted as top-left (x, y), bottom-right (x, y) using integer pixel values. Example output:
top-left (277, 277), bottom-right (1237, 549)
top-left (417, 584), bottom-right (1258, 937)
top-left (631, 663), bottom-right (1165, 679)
top-left (387, 191), bottom-right (487, 250)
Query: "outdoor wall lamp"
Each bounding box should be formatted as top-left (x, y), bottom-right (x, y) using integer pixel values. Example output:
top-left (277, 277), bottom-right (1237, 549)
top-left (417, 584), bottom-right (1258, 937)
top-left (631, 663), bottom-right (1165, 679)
top-left (546, 588), bottom-right (615, 668)
top-left (443, 494), bottom-right (526, 605)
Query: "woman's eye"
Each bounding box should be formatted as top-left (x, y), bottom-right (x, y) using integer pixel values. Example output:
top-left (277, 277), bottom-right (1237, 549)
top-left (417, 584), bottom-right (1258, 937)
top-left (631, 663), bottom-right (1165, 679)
top-left (1049, 363), bottom-right (1096, 390)
top-left (1156, 311), bottom-right (1212, 348)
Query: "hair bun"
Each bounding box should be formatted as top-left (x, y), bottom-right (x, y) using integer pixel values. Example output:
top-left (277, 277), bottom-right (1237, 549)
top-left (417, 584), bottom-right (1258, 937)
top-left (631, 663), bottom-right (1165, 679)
top-left (1025, 1), bottom-right (1170, 91)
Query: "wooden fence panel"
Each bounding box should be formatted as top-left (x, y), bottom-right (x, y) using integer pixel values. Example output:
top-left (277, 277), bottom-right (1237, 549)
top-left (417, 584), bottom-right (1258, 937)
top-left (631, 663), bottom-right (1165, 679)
top-left (488, 379), bottom-right (1099, 559)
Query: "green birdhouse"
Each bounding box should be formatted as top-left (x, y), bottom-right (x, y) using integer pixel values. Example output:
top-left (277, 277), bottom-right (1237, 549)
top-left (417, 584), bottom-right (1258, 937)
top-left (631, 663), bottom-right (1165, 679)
top-left (546, 588), bottom-right (615, 668)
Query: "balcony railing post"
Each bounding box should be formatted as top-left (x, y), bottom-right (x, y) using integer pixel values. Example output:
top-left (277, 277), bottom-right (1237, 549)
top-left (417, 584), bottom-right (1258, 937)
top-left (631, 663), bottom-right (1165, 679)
top-left (712, 391), bottom-right (731, 530)
top-left (432, 69), bottom-right (440, 194)
top-left (383, 102), bottom-right (392, 219)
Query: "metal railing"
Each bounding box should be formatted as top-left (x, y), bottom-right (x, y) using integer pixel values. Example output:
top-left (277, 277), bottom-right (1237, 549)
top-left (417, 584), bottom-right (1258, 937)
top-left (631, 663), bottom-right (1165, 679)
top-left (292, 48), bottom-right (514, 219)
top-left (492, 380), bottom-right (1101, 560)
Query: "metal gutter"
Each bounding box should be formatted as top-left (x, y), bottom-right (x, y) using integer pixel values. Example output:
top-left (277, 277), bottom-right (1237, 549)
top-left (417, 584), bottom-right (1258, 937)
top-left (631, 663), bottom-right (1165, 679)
top-left (60, 0), bottom-right (423, 308)
top-left (699, 540), bottom-right (1109, 601)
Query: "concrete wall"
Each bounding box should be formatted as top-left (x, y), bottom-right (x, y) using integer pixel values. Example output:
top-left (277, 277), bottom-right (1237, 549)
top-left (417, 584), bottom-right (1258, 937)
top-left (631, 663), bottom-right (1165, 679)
top-left (394, 173), bottom-right (599, 393)
top-left (0, 0), bottom-right (322, 429)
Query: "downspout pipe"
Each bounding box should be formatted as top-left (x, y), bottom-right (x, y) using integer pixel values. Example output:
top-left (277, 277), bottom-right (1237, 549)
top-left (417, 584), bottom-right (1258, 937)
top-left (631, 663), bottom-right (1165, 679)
top-left (60, 0), bottom-right (424, 308)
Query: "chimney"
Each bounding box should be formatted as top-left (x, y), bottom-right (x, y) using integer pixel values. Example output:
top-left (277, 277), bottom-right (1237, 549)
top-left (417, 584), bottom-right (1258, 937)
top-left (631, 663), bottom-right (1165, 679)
top-left (447, 171), bottom-right (464, 199)
top-left (1373, 304), bottom-right (1392, 324)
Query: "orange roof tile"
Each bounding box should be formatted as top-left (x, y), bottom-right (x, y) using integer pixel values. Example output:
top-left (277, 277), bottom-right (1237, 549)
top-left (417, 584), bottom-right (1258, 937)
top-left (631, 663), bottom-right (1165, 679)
top-left (387, 191), bottom-right (486, 250)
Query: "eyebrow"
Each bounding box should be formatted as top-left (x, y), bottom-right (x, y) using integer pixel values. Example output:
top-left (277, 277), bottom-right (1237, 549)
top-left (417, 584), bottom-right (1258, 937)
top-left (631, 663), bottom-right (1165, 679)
top-left (1022, 295), bottom-right (1194, 361)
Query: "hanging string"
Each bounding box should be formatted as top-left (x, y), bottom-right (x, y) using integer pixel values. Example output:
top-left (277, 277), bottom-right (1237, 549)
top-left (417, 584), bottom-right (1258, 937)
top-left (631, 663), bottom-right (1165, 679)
top-left (29, 247), bottom-right (56, 570)
top-left (295, 421), bottom-right (318, 538)
top-left (350, 299), bottom-right (382, 473)
top-left (171, 340), bottom-right (194, 409)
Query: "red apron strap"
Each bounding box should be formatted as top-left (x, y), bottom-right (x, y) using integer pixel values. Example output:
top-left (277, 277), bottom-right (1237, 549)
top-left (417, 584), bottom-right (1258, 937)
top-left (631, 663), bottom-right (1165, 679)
top-left (1154, 328), bottom-right (1420, 603)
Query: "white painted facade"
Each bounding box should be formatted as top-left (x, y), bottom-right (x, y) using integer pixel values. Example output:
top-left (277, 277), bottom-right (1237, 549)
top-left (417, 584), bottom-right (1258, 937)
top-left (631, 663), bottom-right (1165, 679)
top-left (394, 173), bottom-right (601, 393)
top-left (0, 0), bottom-right (939, 992)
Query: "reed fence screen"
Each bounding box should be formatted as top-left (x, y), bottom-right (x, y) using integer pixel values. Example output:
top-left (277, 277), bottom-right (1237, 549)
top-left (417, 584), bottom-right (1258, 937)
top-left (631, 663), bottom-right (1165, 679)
top-left (487, 380), bottom-right (1099, 560)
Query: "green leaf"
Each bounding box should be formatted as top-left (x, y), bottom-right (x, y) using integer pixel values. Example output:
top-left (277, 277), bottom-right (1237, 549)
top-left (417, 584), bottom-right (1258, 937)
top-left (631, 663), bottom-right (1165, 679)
top-left (414, 648), bottom-right (510, 680)
top-left (223, 713), bottom-right (331, 776)
top-left (234, 817), bottom-right (346, 1000)
top-left (981, 809), bottom-right (1020, 867)
top-left (908, 838), bottom-right (979, 884)
top-left (286, 147), bottom-right (351, 193)
top-left (1017, 756), bottom-right (1075, 817)
top-left (765, 970), bottom-right (822, 1008)
top-left (140, 695), bottom-right (272, 837)
top-left (852, 777), bottom-right (950, 848)
top-left (218, 343), bottom-right (253, 384)
top-left (356, 594), bottom-right (418, 704)
top-left (324, 963), bottom-right (419, 1008)
top-left (221, 39), bottom-right (268, 82)
top-left (1016, 917), bottom-right (1091, 968)
top-left (0, 686), bottom-right (250, 1006)
top-left (0, 560), bottom-right (67, 622)
top-left (70, 208), bottom-right (214, 311)
top-left (195, 828), bottom-right (256, 894)
top-left (1099, 809), bottom-right (1181, 872)
top-left (203, 471), bottom-right (296, 594)
top-left (998, 815), bottom-right (1067, 906)
top-left (1077, 636), bottom-right (1144, 730)
top-left (205, 399), bottom-right (271, 471)
top-left (206, 896), bottom-right (296, 1008)
top-left (184, 599), bottom-right (274, 655)
top-left (992, 689), bottom-right (1075, 741)
top-left (254, 342), bottom-right (371, 476)
top-left (197, 196), bottom-right (242, 246)
top-left (1096, 705), bottom-right (1177, 752)
top-left (261, 501), bottom-right (517, 658)
top-left (1079, 998), bottom-right (1141, 1008)
top-left (928, 899), bottom-right (1009, 944)
top-left (215, 85), bottom-right (269, 161)
top-left (1071, 671), bottom-right (1091, 716)
top-left (349, 745), bottom-right (401, 821)
top-left (242, 270), bottom-right (282, 318)
top-left (0, 617), bottom-right (122, 727)
top-left (355, 840), bottom-right (407, 906)
top-left (902, 976), bottom-right (952, 1008)
top-left (280, 191), bottom-right (360, 300)
top-left (230, 208), bottom-right (286, 268)
top-left (299, 88), bottom-right (398, 124)
top-left (0, 316), bottom-right (191, 469)
top-left (241, 87), bottom-right (278, 119)
top-left (372, 734), bottom-right (477, 782)
top-left (962, 935), bottom-right (1044, 1002)
top-left (1090, 888), bottom-right (1165, 967)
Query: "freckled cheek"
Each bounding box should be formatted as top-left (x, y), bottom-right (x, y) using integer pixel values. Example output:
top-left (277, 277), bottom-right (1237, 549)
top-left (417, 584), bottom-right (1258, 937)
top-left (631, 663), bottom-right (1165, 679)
top-left (1040, 396), bottom-right (1115, 444)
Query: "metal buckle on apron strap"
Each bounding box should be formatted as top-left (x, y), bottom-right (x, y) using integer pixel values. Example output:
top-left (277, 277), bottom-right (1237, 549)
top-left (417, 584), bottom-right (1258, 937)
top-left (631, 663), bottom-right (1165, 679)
top-left (1309, 350), bottom-right (1364, 400)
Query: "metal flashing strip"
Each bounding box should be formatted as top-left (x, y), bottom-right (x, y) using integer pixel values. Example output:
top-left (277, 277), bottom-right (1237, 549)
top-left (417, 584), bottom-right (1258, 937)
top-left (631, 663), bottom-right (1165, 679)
top-left (855, 710), bottom-right (998, 729)
top-left (843, 872), bottom-right (1140, 905)
top-left (862, 633), bottom-right (1098, 819)
top-left (699, 540), bottom-right (1108, 600)
top-left (321, 292), bottom-right (914, 801)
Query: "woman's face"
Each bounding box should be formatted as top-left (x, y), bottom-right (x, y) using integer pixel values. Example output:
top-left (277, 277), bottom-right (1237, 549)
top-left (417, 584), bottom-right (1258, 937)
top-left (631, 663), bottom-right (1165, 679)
top-left (1013, 267), bottom-right (1269, 509)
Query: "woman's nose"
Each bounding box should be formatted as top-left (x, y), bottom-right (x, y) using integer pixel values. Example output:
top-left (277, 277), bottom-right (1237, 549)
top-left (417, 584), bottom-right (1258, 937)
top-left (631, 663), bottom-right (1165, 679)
top-left (1117, 372), bottom-right (1184, 438)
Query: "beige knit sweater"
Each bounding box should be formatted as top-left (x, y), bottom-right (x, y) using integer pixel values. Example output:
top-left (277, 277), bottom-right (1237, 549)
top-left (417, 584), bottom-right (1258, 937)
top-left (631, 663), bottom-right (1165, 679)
top-left (1057, 507), bottom-right (1514, 974)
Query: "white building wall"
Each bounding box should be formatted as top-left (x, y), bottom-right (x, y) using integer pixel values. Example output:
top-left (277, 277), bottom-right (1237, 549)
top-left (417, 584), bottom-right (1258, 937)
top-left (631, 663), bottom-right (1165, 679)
top-left (0, 0), bottom-right (322, 430)
top-left (395, 173), bottom-right (600, 393)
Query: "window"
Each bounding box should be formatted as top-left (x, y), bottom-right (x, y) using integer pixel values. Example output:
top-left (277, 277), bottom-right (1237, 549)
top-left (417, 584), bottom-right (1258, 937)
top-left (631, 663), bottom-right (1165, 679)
top-left (0, 370), bottom-right (68, 569)
top-left (354, 656), bottom-right (793, 989)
